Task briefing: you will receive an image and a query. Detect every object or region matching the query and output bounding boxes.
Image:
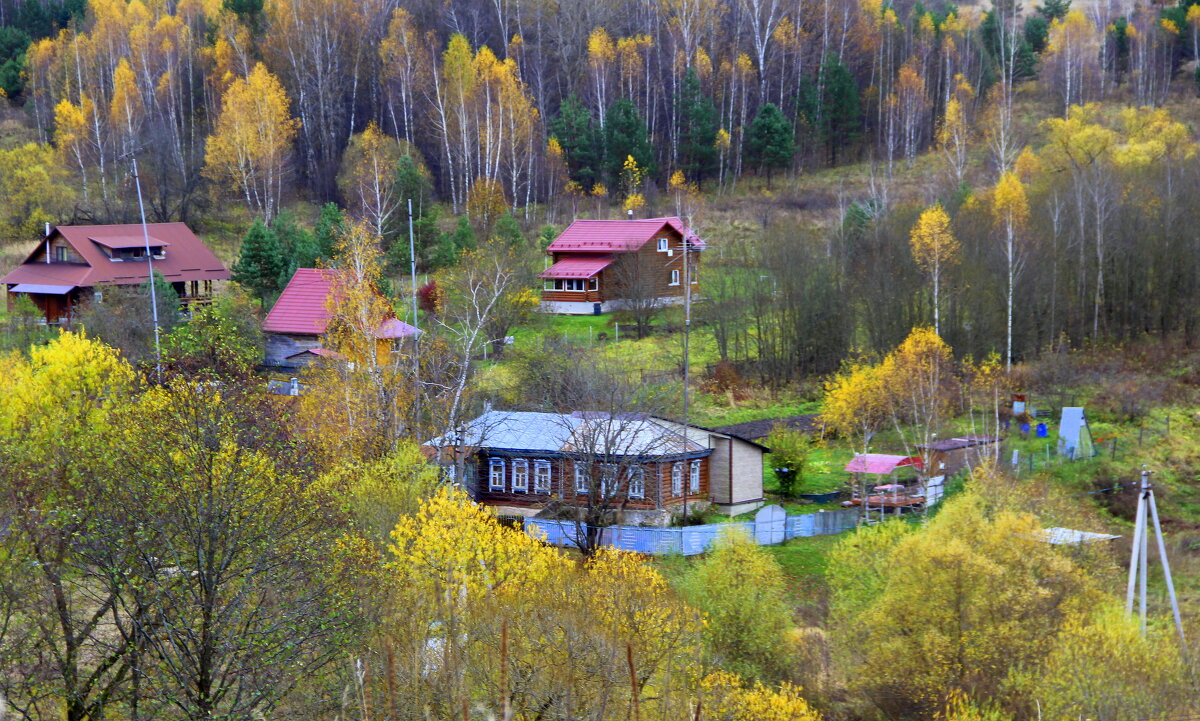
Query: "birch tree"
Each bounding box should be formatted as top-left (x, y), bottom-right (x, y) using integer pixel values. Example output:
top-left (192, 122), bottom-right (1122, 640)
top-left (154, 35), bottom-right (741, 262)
top-left (909, 202), bottom-right (959, 336)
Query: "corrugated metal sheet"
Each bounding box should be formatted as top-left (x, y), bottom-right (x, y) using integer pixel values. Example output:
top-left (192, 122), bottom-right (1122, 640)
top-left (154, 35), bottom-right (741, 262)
top-left (425, 410), bottom-right (709, 455)
top-left (262, 268), bottom-right (339, 335)
top-left (538, 255), bottom-right (615, 279)
top-left (545, 217), bottom-right (706, 253)
top-left (844, 453), bottom-right (924, 474)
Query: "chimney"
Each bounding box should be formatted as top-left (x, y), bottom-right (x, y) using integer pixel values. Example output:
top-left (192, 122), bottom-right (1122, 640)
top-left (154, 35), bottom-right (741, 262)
top-left (627, 208), bottom-right (634, 219)
top-left (44, 221), bottom-right (50, 237)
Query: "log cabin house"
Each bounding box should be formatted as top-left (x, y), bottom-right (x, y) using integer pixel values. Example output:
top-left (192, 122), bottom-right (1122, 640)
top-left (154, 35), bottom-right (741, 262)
top-left (539, 217), bottom-right (704, 315)
top-left (425, 410), bottom-right (765, 524)
top-left (262, 267), bottom-right (419, 368)
top-left (1, 223), bottom-right (229, 324)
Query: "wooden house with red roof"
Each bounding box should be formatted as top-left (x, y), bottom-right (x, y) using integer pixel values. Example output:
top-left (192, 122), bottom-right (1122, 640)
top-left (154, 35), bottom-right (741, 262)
top-left (539, 217), bottom-right (705, 314)
top-left (263, 267), bottom-right (418, 368)
top-left (2, 223), bottom-right (229, 324)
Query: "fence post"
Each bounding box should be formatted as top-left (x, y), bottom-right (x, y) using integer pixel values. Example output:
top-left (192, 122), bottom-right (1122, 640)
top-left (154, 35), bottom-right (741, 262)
top-left (1111, 438), bottom-right (1118, 460)
top-left (1028, 455), bottom-right (1034, 474)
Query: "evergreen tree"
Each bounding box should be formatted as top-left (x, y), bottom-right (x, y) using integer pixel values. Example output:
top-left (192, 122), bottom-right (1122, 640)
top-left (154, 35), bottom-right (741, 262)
top-left (818, 55), bottom-right (862, 165)
top-left (675, 68), bottom-right (718, 182)
top-left (231, 219), bottom-right (284, 303)
top-left (270, 210), bottom-right (317, 286)
top-left (548, 94), bottom-right (601, 189)
top-left (604, 98), bottom-right (655, 184)
top-left (313, 202), bottom-right (346, 260)
top-left (493, 213), bottom-right (524, 247)
top-left (431, 216), bottom-right (476, 269)
top-left (746, 103), bottom-right (795, 185)
top-left (394, 154), bottom-right (433, 220)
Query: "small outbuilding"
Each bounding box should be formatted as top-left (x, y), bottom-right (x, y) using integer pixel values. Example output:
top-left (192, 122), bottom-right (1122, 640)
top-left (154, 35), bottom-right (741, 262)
top-left (917, 435), bottom-right (1001, 477)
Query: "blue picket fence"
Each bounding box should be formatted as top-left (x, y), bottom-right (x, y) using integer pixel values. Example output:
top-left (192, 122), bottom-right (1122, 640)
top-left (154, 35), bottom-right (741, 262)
top-left (523, 507), bottom-right (859, 556)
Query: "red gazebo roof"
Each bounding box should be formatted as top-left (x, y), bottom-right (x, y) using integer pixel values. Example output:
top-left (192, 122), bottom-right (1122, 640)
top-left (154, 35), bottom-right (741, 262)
top-left (844, 454), bottom-right (924, 475)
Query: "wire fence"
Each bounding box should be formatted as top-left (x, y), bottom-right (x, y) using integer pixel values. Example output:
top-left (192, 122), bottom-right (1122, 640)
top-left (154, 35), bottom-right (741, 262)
top-left (1010, 414), bottom-right (1173, 476)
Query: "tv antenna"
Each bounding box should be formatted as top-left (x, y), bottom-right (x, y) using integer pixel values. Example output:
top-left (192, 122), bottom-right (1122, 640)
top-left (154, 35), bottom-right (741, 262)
top-left (1126, 468), bottom-right (1186, 651)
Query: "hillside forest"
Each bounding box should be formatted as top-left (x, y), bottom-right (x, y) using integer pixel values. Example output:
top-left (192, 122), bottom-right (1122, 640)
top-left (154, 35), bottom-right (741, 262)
top-left (5, 0), bottom-right (1200, 719)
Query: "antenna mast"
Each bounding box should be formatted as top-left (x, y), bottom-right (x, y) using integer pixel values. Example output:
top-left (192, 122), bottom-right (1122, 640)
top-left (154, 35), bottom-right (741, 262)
top-left (1126, 468), bottom-right (1186, 652)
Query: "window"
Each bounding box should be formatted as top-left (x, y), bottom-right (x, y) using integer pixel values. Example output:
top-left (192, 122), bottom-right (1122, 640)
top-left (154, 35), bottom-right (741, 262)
top-left (690, 459), bottom-right (701, 493)
top-left (489, 458), bottom-right (505, 491)
top-left (588, 277), bottom-right (598, 291)
top-left (657, 237), bottom-right (668, 252)
top-left (628, 467), bottom-right (645, 499)
top-left (574, 462), bottom-right (590, 493)
top-left (671, 463), bottom-right (683, 496)
top-left (512, 459), bottom-right (529, 492)
top-left (544, 279), bottom-right (555, 291)
top-left (670, 269), bottom-right (680, 286)
top-left (600, 463), bottom-right (618, 496)
top-left (534, 461), bottom-right (551, 493)
top-left (54, 246), bottom-right (67, 262)
top-left (443, 464), bottom-right (457, 484)
top-left (555, 278), bottom-right (586, 291)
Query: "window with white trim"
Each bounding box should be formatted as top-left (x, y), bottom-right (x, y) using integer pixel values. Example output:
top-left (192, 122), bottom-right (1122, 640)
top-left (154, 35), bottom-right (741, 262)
top-left (588, 277), bottom-right (598, 291)
top-left (554, 278), bottom-right (586, 291)
top-left (671, 462), bottom-right (683, 496)
top-left (600, 463), bottom-right (618, 496)
top-left (574, 462), bottom-right (590, 493)
top-left (628, 466), bottom-right (645, 499)
top-left (657, 237), bottom-right (668, 252)
top-left (443, 464), bottom-right (457, 484)
top-left (511, 459), bottom-right (529, 492)
top-left (488, 458), bottom-right (505, 491)
top-left (534, 460), bottom-right (551, 493)
top-left (669, 269), bottom-right (680, 286)
top-left (689, 459), bottom-right (701, 493)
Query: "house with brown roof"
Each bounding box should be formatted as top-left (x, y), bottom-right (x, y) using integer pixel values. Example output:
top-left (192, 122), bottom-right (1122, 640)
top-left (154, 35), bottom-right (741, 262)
top-left (263, 267), bottom-right (418, 368)
top-left (539, 217), bottom-right (704, 314)
top-left (2, 223), bottom-right (229, 324)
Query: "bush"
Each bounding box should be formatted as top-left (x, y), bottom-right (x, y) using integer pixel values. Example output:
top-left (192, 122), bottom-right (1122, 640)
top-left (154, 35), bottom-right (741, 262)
top-left (765, 424), bottom-right (817, 497)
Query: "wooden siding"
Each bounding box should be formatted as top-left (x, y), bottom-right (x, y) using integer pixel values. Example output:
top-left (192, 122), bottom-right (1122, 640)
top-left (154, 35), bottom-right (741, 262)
top-left (472, 453), bottom-right (710, 510)
top-left (541, 225), bottom-right (701, 305)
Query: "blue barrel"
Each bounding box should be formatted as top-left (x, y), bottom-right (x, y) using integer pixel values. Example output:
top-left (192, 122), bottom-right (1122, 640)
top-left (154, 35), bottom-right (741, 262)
top-left (1036, 423), bottom-right (1048, 438)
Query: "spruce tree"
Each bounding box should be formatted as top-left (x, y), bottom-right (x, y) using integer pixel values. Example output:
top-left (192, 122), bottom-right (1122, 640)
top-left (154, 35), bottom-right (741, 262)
top-left (270, 210), bottom-right (317, 286)
top-left (394, 154), bottom-right (433, 219)
top-left (746, 103), bottom-right (795, 185)
top-left (819, 54), bottom-right (862, 165)
top-left (676, 68), bottom-right (718, 182)
top-left (231, 219), bottom-right (284, 303)
top-left (431, 216), bottom-right (476, 269)
top-left (549, 94), bottom-right (601, 189)
top-left (312, 203), bottom-right (346, 261)
top-left (493, 213), bottom-right (525, 248)
top-left (604, 98), bottom-right (655, 184)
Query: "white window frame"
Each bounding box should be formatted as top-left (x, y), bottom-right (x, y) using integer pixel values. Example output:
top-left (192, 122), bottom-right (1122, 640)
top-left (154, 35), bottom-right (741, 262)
top-left (574, 462), bottom-right (590, 494)
top-left (657, 237), bottom-right (668, 252)
top-left (671, 462), bottom-right (683, 496)
top-left (489, 458), bottom-right (505, 491)
top-left (600, 463), bottom-right (618, 496)
top-left (669, 269), bottom-right (680, 286)
top-left (534, 460), bottom-right (551, 493)
top-left (557, 278), bottom-right (586, 292)
top-left (628, 466), bottom-right (645, 499)
top-left (443, 464), bottom-right (457, 484)
top-left (511, 458), bottom-right (529, 492)
top-left (690, 459), bottom-right (701, 493)
top-left (588, 277), bottom-right (598, 291)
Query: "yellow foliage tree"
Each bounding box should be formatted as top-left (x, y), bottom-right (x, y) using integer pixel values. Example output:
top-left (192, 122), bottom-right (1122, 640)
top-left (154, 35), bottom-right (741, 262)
top-left (337, 121), bottom-right (404, 239)
top-left (203, 62), bottom-right (299, 222)
top-left (0, 143), bottom-right (76, 239)
top-left (990, 172), bottom-right (1029, 372)
top-left (909, 202), bottom-right (960, 335)
top-left (701, 671), bottom-right (822, 721)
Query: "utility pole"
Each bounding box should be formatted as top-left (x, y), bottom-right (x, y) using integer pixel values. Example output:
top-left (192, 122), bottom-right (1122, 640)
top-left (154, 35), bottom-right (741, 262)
top-left (132, 158), bottom-right (162, 384)
top-left (681, 228), bottom-right (692, 519)
top-left (1126, 468), bottom-right (1186, 652)
top-left (407, 198), bottom-right (419, 331)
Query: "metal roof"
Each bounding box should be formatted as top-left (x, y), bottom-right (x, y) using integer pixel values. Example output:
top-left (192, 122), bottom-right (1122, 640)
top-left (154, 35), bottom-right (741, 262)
top-left (2, 223), bottom-right (228, 288)
top-left (919, 435), bottom-right (1001, 452)
top-left (425, 410), bottom-right (710, 456)
top-left (545, 217), bottom-right (706, 254)
top-left (263, 268), bottom-right (420, 339)
top-left (9, 283), bottom-right (75, 294)
top-left (1040, 527), bottom-right (1120, 545)
top-left (538, 255), bottom-right (615, 279)
top-left (845, 454), bottom-right (924, 474)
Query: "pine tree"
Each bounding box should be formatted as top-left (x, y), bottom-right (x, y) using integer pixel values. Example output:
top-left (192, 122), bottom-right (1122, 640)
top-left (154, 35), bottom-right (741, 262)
top-left (604, 98), bottom-right (655, 184)
top-left (431, 216), bottom-right (476, 269)
top-left (746, 103), bottom-right (795, 185)
top-left (548, 94), bottom-right (601, 189)
top-left (231, 219), bottom-right (285, 303)
top-left (676, 68), bottom-right (718, 182)
top-left (493, 213), bottom-right (525, 247)
top-left (393, 154), bottom-right (433, 219)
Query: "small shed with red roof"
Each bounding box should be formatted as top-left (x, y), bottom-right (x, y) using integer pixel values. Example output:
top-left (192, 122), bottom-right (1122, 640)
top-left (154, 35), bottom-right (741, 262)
top-left (540, 217), bottom-right (704, 314)
top-left (2, 223), bottom-right (229, 324)
top-left (263, 268), bottom-right (418, 368)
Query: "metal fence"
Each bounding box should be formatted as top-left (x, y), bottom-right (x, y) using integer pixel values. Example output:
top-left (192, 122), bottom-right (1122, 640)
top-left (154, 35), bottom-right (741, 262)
top-left (523, 507), bottom-right (859, 556)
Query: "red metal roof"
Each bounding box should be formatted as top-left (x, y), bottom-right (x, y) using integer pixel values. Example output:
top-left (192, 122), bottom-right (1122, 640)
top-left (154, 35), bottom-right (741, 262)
top-left (263, 268), bottom-right (420, 339)
top-left (538, 255), bottom-right (615, 279)
top-left (262, 268), bottom-right (340, 335)
top-left (1, 223), bottom-right (229, 288)
top-left (545, 217), bottom-right (705, 254)
top-left (844, 454), bottom-right (924, 475)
